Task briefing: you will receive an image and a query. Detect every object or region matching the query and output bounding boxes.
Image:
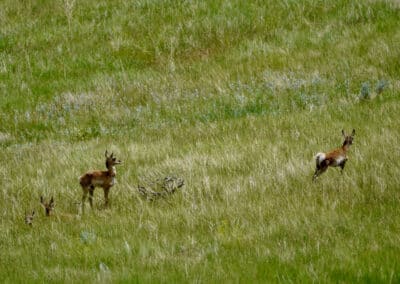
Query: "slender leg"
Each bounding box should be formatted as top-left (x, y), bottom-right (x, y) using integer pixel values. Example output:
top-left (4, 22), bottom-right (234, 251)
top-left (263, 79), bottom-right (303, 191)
top-left (319, 166), bottom-right (328, 176)
top-left (340, 159), bottom-right (347, 174)
top-left (313, 160), bottom-right (322, 182)
top-left (89, 187), bottom-right (94, 208)
top-left (313, 161), bottom-right (323, 182)
top-left (313, 157), bottom-right (320, 181)
top-left (82, 188), bottom-right (88, 213)
top-left (104, 187), bottom-right (110, 207)
top-left (313, 168), bottom-right (320, 181)
top-left (313, 165), bottom-right (328, 181)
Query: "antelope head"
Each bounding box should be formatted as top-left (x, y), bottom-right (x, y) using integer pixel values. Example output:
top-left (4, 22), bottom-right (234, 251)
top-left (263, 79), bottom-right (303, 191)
top-left (105, 150), bottom-right (122, 169)
top-left (40, 196), bottom-right (55, 216)
top-left (25, 210), bottom-right (35, 225)
top-left (342, 129), bottom-right (355, 147)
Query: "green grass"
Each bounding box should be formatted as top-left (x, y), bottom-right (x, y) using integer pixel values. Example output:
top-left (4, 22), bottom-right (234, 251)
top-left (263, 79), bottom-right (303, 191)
top-left (1, 0), bottom-right (400, 282)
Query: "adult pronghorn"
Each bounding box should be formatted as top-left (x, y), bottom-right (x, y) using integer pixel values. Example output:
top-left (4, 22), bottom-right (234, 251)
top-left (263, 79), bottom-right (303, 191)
top-left (313, 129), bottom-right (355, 181)
top-left (80, 150), bottom-right (122, 211)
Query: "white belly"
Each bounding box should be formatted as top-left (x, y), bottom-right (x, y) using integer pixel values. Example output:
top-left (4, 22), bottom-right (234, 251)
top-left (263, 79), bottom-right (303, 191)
top-left (92, 179), bottom-right (104, 186)
top-left (333, 156), bottom-right (346, 167)
top-left (92, 177), bottom-right (116, 187)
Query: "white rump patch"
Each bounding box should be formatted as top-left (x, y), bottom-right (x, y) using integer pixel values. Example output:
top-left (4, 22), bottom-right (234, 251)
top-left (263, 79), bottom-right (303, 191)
top-left (315, 152), bottom-right (326, 165)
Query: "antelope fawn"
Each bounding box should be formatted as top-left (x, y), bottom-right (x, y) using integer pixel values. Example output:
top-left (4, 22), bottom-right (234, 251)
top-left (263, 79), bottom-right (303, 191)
top-left (40, 196), bottom-right (55, 216)
top-left (313, 129), bottom-right (355, 181)
top-left (25, 210), bottom-right (35, 225)
top-left (79, 150), bottom-right (122, 211)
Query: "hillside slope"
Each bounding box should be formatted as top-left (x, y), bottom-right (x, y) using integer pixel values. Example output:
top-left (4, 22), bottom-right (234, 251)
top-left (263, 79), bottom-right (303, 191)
top-left (1, 0), bottom-right (399, 282)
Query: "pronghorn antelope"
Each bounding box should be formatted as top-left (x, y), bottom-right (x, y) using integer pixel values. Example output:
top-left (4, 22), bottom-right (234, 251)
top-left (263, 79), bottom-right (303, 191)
top-left (79, 150), bottom-right (122, 211)
top-left (25, 210), bottom-right (35, 225)
top-left (40, 196), bottom-right (55, 216)
top-left (313, 129), bottom-right (355, 181)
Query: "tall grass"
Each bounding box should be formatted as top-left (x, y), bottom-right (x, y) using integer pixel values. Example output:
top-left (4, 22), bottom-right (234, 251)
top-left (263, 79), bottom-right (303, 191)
top-left (1, 0), bottom-right (400, 282)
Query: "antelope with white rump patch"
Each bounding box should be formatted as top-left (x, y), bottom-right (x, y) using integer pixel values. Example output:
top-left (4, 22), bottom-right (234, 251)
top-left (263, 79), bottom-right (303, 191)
top-left (313, 129), bottom-right (355, 181)
top-left (80, 150), bottom-right (122, 211)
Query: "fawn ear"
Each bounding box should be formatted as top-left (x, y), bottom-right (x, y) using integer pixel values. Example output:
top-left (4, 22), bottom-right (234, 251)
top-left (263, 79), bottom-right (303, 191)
top-left (351, 129), bottom-right (355, 136)
top-left (342, 129), bottom-right (346, 137)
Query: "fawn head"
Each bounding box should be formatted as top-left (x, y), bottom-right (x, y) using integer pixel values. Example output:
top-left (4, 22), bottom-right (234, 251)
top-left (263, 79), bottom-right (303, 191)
top-left (25, 210), bottom-right (35, 225)
top-left (40, 196), bottom-right (55, 216)
top-left (342, 129), bottom-right (355, 147)
top-left (105, 150), bottom-right (122, 169)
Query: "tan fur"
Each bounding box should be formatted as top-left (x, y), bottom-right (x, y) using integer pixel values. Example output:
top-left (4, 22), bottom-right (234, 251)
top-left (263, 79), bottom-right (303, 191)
top-left (80, 150), bottom-right (121, 211)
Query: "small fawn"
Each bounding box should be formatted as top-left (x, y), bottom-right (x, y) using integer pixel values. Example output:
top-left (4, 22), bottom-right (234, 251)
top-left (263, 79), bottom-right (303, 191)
top-left (313, 129), bottom-right (355, 181)
top-left (40, 196), bottom-right (55, 216)
top-left (25, 210), bottom-right (35, 225)
top-left (79, 150), bottom-right (122, 211)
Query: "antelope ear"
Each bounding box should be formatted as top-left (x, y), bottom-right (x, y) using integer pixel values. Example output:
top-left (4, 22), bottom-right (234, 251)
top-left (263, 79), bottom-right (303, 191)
top-left (351, 129), bottom-right (355, 136)
top-left (50, 197), bottom-right (54, 205)
top-left (32, 211), bottom-right (35, 216)
top-left (40, 196), bottom-right (45, 207)
top-left (342, 129), bottom-right (346, 137)
top-left (111, 152), bottom-right (114, 158)
top-left (105, 150), bottom-right (109, 158)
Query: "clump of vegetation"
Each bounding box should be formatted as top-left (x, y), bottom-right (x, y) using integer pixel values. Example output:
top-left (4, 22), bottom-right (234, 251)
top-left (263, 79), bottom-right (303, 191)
top-left (138, 176), bottom-right (185, 201)
top-left (359, 80), bottom-right (388, 100)
top-left (375, 79), bottom-right (387, 96)
top-left (360, 82), bottom-right (371, 100)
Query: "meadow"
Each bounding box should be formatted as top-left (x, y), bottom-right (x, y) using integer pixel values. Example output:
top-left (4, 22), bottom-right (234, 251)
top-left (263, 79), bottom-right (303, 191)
top-left (1, 0), bottom-right (400, 282)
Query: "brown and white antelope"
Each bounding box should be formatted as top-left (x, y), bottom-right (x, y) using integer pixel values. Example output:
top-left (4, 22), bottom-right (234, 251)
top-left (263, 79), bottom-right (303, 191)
top-left (313, 129), bottom-right (355, 181)
top-left (40, 196), bottom-right (55, 216)
top-left (25, 210), bottom-right (35, 225)
top-left (79, 150), bottom-right (122, 211)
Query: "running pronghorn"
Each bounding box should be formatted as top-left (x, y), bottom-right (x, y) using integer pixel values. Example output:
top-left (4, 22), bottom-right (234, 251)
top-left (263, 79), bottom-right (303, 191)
top-left (40, 196), bottom-right (55, 216)
top-left (313, 129), bottom-right (355, 181)
top-left (79, 150), bottom-right (122, 211)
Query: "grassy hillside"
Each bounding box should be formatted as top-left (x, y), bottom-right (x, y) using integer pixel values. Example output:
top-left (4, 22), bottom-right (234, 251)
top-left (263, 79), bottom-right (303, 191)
top-left (1, 0), bottom-right (400, 282)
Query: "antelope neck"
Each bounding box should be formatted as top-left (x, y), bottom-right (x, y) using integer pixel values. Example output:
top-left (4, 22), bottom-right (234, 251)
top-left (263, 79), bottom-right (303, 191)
top-left (342, 141), bottom-right (351, 152)
top-left (107, 166), bottom-right (116, 177)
